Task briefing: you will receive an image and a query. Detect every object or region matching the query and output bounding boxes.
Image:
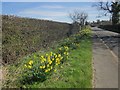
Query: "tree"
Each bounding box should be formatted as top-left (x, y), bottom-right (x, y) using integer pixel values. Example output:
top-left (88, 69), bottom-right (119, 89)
top-left (97, 19), bottom-right (100, 24)
top-left (94, 1), bottom-right (120, 25)
top-left (69, 10), bottom-right (88, 27)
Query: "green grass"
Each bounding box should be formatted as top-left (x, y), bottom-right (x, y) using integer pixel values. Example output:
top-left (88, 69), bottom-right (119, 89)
top-left (21, 38), bottom-right (92, 88)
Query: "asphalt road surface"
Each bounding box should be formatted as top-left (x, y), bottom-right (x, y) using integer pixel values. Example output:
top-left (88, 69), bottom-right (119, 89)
top-left (92, 27), bottom-right (118, 88)
top-left (92, 27), bottom-right (119, 58)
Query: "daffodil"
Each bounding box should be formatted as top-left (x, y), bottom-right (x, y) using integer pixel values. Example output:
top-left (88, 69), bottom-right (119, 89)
top-left (47, 64), bottom-right (49, 67)
top-left (58, 54), bottom-right (61, 57)
top-left (60, 57), bottom-right (63, 60)
top-left (50, 52), bottom-right (53, 56)
top-left (54, 69), bottom-right (56, 72)
top-left (59, 48), bottom-right (62, 50)
top-left (46, 54), bottom-right (48, 56)
top-left (45, 69), bottom-right (48, 73)
top-left (56, 63), bottom-right (58, 66)
top-left (49, 60), bottom-right (52, 64)
top-left (28, 65), bottom-right (32, 69)
top-left (55, 55), bottom-right (57, 58)
top-left (48, 68), bottom-right (51, 71)
top-left (66, 52), bottom-right (69, 55)
top-left (41, 58), bottom-right (46, 62)
top-left (40, 66), bottom-right (43, 69)
top-left (50, 66), bottom-right (53, 70)
top-left (57, 61), bottom-right (60, 64)
top-left (64, 52), bottom-right (69, 55)
top-left (29, 60), bottom-right (33, 65)
top-left (48, 56), bottom-right (51, 61)
top-left (65, 47), bottom-right (69, 51)
top-left (41, 56), bottom-right (44, 59)
top-left (53, 53), bottom-right (56, 56)
top-left (56, 58), bottom-right (59, 61)
top-left (43, 65), bottom-right (45, 69)
top-left (52, 58), bottom-right (54, 61)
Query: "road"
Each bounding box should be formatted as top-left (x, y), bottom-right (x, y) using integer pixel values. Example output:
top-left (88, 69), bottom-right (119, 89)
top-left (92, 27), bottom-right (118, 88)
top-left (92, 27), bottom-right (119, 58)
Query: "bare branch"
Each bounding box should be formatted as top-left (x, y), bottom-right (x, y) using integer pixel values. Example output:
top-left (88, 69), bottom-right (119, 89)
top-left (69, 10), bottom-right (88, 26)
top-left (93, 1), bottom-right (120, 25)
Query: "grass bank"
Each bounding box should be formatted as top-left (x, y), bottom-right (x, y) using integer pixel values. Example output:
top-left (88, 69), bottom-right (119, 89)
top-left (2, 26), bottom-right (92, 88)
top-left (23, 38), bottom-right (92, 88)
top-left (2, 15), bottom-right (79, 64)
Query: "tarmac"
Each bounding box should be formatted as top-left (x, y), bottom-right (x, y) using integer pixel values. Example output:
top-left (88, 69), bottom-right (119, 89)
top-left (92, 27), bottom-right (118, 88)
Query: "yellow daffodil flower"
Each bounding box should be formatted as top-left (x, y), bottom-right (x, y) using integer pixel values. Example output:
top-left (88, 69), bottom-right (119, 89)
top-left (41, 56), bottom-right (44, 59)
top-left (50, 52), bottom-right (53, 56)
top-left (56, 58), bottom-right (59, 61)
top-left (28, 65), bottom-right (32, 69)
top-left (54, 69), bottom-right (56, 72)
top-left (48, 68), bottom-right (51, 71)
top-left (56, 63), bottom-right (58, 66)
top-left (47, 64), bottom-right (50, 67)
top-left (49, 61), bottom-right (52, 64)
top-left (52, 58), bottom-right (54, 61)
top-left (40, 66), bottom-right (43, 69)
top-left (59, 48), bottom-right (62, 50)
top-left (45, 69), bottom-right (48, 72)
top-left (48, 56), bottom-right (51, 61)
top-left (43, 65), bottom-right (45, 69)
top-left (50, 66), bottom-right (53, 70)
top-left (46, 54), bottom-right (48, 56)
top-left (58, 54), bottom-right (61, 57)
top-left (29, 60), bottom-right (33, 65)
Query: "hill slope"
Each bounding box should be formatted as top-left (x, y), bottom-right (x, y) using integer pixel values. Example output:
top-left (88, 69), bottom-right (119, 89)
top-left (2, 15), bottom-right (79, 64)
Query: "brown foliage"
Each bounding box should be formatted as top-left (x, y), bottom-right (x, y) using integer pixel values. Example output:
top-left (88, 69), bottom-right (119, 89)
top-left (2, 15), bottom-right (79, 64)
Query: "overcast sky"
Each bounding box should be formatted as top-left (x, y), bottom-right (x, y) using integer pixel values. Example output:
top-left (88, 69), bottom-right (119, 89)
top-left (2, 2), bottom-right (111, 23)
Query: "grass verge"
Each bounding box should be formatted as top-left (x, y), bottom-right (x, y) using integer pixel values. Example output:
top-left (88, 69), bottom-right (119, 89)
top-left (23, 38), bottom-right (92, 88)
top-left (2, 27), bottom-right (92, 88)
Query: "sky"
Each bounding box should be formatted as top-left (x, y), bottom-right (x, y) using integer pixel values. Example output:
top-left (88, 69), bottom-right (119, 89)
top-left (1, 0), bottom-right (114, 2)
top-left (2, 2), bottom-right (111, 23)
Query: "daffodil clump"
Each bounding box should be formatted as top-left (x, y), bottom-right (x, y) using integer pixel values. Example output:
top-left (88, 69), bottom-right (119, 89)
top-left (22, 46), bottom-right (69, 83)
top-left (21, 26), bottom-right (91, 84)
top-left (79, 26), bottom-right (91, 37)
top-left (60, 26), bottom-right (91, 50)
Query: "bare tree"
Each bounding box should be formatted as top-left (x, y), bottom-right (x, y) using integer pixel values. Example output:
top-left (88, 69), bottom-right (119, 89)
top-left (69, 10), bottom-right (88, 27)
top-left (93, 1), bottom-right (120, 25)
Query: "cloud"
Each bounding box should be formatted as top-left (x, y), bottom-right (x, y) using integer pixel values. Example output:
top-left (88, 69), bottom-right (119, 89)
top-left (41, 5), bottom-right (64, 9)
top-left (30, 5), bottom-right (94, 12)
top-left (18, 10), bottom-right (67, 17)
top-left (68, 6), bottom-right (95, 12)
